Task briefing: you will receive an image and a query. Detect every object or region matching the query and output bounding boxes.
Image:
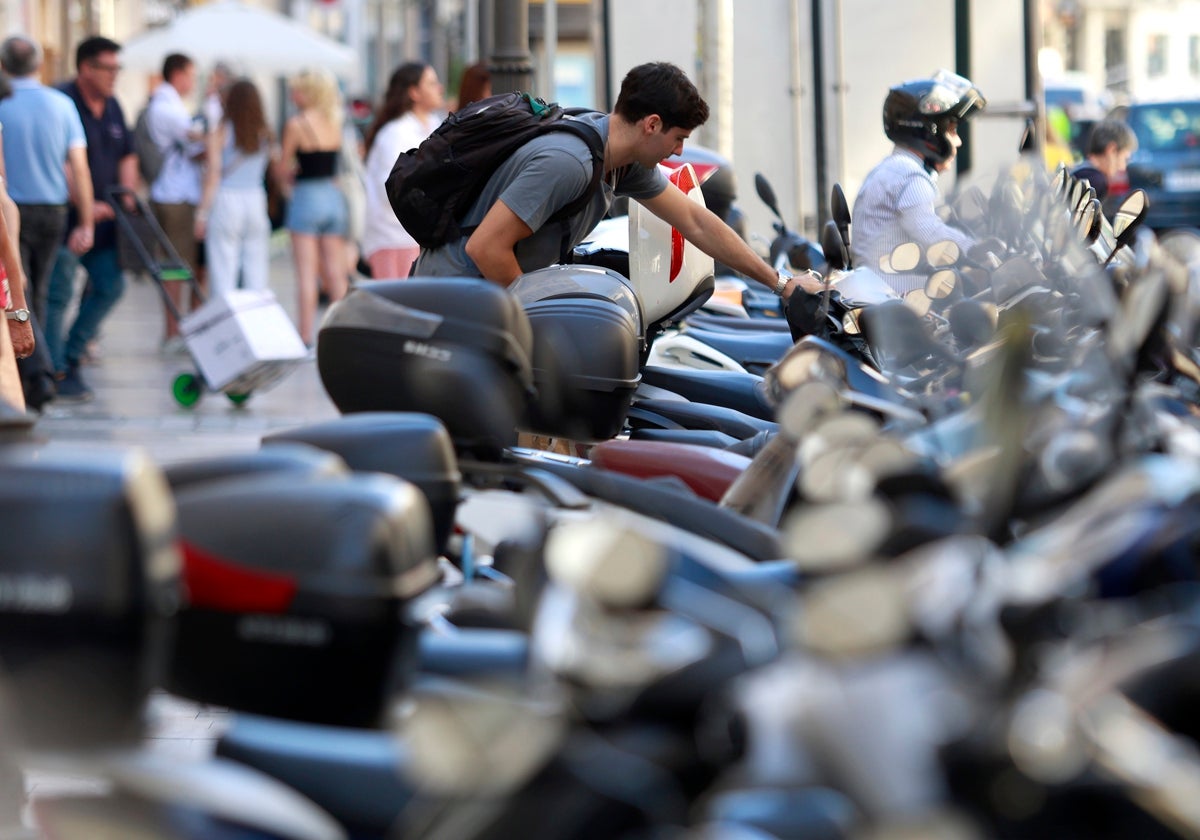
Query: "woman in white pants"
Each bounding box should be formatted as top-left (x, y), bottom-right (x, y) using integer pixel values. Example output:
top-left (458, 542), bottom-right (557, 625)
top-left (195, 78), bottom-right (273, 297)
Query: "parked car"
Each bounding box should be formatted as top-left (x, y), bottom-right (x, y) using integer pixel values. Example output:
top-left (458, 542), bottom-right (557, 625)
top-left (1111, 99), bottom-right (1200, 230)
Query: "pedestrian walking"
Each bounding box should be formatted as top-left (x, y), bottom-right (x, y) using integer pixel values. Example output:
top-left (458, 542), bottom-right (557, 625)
top-left (194, 77), bottom-right (273, 297)
top-left (361, 61), bottom-right (445, 280)
top-left (145, 52), bottom-right (205, 351)
top-left (0, 34), bottom-right (94, 322)
top-left (278, 68), bottom-right (348, 345)
top-left (43, 36), bottom-right (137, 402)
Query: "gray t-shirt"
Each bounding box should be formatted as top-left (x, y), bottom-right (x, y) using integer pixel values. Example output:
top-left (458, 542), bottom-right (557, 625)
top-left (411, 112), bottom-right (668, 277)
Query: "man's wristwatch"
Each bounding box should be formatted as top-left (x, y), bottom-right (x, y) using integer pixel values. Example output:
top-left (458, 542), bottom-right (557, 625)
top-left (5, 308), bottom-right (29, 323)
top-left (773, 272), bottom-right (789, 297)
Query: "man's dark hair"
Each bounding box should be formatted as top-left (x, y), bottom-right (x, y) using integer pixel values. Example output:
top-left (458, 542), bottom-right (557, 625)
top-left (1086, 118), bottom-right (1137, 156)
top-left (162, 53), bottom-right (193, 82)
top-left (75, 36), bottom-right (121, 71)
top-left (0, 35), bottom-right (42, 77)
top-left (614, 62), bottom-right (709, 131)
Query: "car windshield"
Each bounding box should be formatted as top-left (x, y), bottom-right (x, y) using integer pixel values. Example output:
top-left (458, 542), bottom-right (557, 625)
top-left (1128, 102), bottom-right (1200, 153)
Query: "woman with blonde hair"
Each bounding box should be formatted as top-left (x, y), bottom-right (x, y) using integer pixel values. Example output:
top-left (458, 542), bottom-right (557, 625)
top-left (361, 61), bottom-right (445, 279)
top-left (194, 77), bottom-right (274, 297)
top-left (278, 68), bottom-right (348, 345)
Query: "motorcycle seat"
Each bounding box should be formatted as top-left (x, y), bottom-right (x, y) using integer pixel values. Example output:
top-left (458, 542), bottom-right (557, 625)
top-left (628, 427), bottom-right (742, 450)
top-left (685, 313), bottom-right (792, 333)
top-left (681, 326), bottom-right (793, 372)
top-left (629, 398), bottom-right (777, 440)
top-left (216, 714), bottom-right (412, 837)
top-left (640, 366), bottom-right (777, 421)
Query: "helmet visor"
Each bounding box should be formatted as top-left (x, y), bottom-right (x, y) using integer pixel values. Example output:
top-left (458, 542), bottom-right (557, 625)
top-left (920, 69), bottom-right (986, 119)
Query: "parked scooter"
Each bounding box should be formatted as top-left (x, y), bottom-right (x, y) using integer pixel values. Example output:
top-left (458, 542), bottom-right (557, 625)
top-left (12, 151), bottom-right (1200, 840)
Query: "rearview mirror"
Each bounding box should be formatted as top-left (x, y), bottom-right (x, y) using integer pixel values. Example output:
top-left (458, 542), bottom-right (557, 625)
top-left (755, 173), bottom-right (783, 222)
top-left (888, 242), bottom-right (922, 274)
top-left (1019, 117), bottom-right (1037, 155)
top-left (1050, 164), bottom-right (1068, 199)
top-left (831, 183), bottom-right (852, 264)
top-left (770, 344), bottom-right (848, 394)
top-left (1112, 189), bottom-right (1149, 240)
top-left (926, 268), bottom-right (959, 300)
top-left (1078, 198), bottom-right (1102, 244)
top-left (905, 288), bottom-right (933, 318)
top-left (926, 240), bottom-right (961, 268)
top-left (1103, 190), bottom-right (1151, 268)
top-left (822, 220), bottom-right (847, 272)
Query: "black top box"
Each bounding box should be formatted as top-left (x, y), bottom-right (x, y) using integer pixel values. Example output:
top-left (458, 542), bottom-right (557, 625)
top-left (170, 472), bottom-right (441, 728)
top-left (263, 413), bottom-right (461, 555)
top-left (163, 443), bottom-right (349, 493)
top-left (509, 266), bottom-right (644, 442)
top-left (0, 443), bottom-right (180, 751)
top-left (318, 278), bottom-right (534, 457)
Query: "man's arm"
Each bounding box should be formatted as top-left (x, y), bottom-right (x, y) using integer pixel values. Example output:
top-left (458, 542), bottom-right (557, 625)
top-left (65, 146), bottom-right (94, 255)
top-left (463, 199), bottom-right (535, 287)
top-left (0, 191), bottom-right (31, 359)
top-left (640, 181), bottom-right (822, 299)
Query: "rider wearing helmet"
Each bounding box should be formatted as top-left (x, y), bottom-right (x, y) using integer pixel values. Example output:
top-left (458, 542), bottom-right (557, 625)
top-left (851, 70), bottom-right (986, 294)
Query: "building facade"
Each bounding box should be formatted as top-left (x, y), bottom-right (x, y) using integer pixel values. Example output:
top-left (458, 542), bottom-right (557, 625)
top-left (1044, 0), bottom-right (1200, 101)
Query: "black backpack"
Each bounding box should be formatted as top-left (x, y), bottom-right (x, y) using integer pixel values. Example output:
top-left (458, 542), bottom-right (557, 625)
top-left (385, 92), bottom-right (604, 257)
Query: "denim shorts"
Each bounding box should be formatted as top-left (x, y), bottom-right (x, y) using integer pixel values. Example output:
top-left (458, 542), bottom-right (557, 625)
top-left (285, 178), bottom-right (348, 236)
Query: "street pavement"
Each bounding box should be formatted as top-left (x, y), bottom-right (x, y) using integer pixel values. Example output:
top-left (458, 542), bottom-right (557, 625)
top-left (20, 235), bottom-right (344, 813)
top-left (31, 234), bottom-right (340, 463)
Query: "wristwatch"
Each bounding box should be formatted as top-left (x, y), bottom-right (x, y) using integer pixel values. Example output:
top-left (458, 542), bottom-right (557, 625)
top-left (5, 308), bottom-right (29, 323)
top-left (773, 272), bottom-right (789, 297)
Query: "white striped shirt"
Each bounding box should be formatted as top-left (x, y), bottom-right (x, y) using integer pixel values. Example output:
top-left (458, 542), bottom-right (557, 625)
top-left (850, 149), bottom-right (975, 294)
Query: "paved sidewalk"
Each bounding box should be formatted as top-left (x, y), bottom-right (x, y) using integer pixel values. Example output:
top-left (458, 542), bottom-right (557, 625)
top-left (31, 238), bottom-right (340, 463)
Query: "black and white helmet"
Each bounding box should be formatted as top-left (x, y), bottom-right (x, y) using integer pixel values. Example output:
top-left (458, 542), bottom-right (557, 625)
top-left (883, 70), bottom-right (986, 168)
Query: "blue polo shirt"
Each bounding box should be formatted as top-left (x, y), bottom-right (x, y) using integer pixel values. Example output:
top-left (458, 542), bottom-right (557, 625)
top-left (57, 80), bottom-right (133, 250)
top-left (0, 77), bottom-right (86, 205)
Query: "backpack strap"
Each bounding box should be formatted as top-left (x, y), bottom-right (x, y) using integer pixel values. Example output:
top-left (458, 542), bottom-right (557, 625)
top-left (547, 117), bottom-right (605, 264)
top-left (457, 115), bottom-right (606, 265)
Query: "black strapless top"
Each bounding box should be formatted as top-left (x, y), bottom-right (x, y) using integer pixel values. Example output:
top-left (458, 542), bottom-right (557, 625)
top-left (295, 150), bottom-right (339, 180)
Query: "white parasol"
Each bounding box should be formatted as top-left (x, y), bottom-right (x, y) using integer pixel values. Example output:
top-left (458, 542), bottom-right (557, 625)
top-left (119, 1), bottom-right (356, 77)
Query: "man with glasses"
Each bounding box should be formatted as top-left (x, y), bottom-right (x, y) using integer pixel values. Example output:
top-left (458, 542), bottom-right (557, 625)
top-left (43, 36), bottom-right (137, 401)
top-left (851, 70), bottom-right (986, 295)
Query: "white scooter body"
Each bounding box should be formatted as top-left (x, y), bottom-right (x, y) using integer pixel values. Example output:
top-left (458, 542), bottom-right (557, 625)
top-left (578, 163), bottom-right (780, 374)
top-left (645, 332), bottom-right (751, 373)
top-left (627, 163), bottom-right (716, 326)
